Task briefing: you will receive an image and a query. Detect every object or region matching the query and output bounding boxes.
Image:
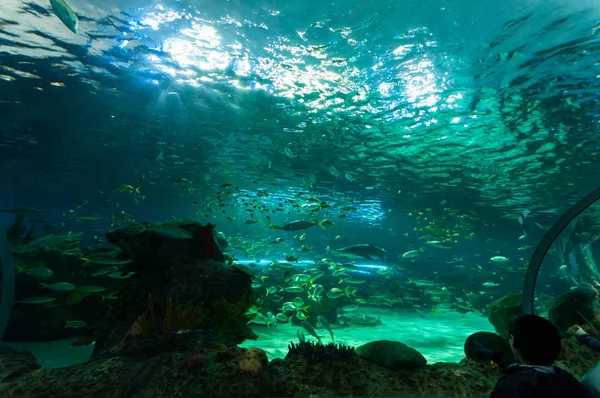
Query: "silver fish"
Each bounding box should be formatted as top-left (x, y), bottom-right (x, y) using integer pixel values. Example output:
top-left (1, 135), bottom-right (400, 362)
top-left (107, 271), bottom-right (136, 279)
top-left (50, 0), bottom-right (78, 34)
top-left (281, 220), bottom-right (327, 231)
top-left (14, 296), bottom-right (56, 304)
top-left (297, 329), bottom-right (306, 343)
top-left (317, 315), bottom-right (335, 343)
top-left (19, 267), bottom-right (54, 279)
top-left (65, 320), bottom-right (87, 329)
top-left (331, 244), bottom-right (387, 260)
top-left (76, 286), bottom-right (106, 293)
top-left (40, 282), bottom-right (75, 291)
top-left (301, 321), bottom-right (321, 344)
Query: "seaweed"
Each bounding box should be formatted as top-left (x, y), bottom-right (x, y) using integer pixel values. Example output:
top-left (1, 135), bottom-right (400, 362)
top-left (286, 341), bottom-right (355, 362)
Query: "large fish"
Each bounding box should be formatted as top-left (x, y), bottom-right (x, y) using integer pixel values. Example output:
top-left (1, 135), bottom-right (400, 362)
top-left (317, 315), bottom-right (335, 343)
top-left (279, 219), bottom-right (328, 231)
top-left (331, 244), bottom-right (387, 260)
top-left (301, 321), bottom-right (322, 344)
top-left (50, 0), bottom-right (79, 34)
top-left (0, 208), bottom-right (48, 217)
top-left (338, 313), bottom-right (382, 327)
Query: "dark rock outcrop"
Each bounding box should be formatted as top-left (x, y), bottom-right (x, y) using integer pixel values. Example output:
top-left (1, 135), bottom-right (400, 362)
top-left (0, 344), bottom-right (39, 383)
top-left (488, 293), bottom-right (523, 341)
top-left (549, 286), bottom-right (598, 332)
top-left (91, 220), bottom-right (256, 360)
top-left (355, 340), bottom-right (427, 369)
top-left (464, 331), bottom-right (515, 366)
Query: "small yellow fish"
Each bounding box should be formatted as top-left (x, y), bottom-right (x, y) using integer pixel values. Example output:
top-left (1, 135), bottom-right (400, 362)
top-left (115, 184), bottom-right (139, 194)
top-left (284, 148), bottom-right (296, 159)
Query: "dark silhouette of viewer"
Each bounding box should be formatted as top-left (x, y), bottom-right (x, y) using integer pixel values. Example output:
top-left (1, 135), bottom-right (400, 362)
top-left (490, 314), bottom-right (593, 398)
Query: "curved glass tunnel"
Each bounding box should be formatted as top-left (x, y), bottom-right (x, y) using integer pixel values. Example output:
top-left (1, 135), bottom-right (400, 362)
top-left (524, 187), bottom-right (600, 331)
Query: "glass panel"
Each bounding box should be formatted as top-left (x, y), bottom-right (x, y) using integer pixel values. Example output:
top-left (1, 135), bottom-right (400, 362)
top-left (0, 227), bottom-right (14, 340)
top-left (535, 199), bottom-right (600, 331)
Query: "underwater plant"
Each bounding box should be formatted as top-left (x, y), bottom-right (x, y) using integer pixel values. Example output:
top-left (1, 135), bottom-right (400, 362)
top-left (286, 341), bottom-right (355, 362)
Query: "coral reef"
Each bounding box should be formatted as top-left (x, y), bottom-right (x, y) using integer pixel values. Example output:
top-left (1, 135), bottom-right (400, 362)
top-left (163, 298), bottom-right (207, 332)
top-left (269, 354), bottom-right (498, 397)
top-left (1, 332), bottom-right (599, 398)
top-left (285, 341), bottom-right (356, 362)
top-left (556, 315), bottom-right (600, 378)
top-left (239, 347), bottom-right (268, 375)
top-left (0, 347), bottom-right (498, 398)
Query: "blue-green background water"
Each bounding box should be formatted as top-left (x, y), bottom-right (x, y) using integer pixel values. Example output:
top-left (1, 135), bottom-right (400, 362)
top-left (1, 0), bottom-right (600, 365)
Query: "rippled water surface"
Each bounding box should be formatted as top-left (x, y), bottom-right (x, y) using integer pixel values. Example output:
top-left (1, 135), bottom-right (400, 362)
top-left (1, 0), bottom-right (599, 214)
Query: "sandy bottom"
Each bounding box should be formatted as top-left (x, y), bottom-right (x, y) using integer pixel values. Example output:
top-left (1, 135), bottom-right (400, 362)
top-left (8, 337), bottom-right (95, 369)
top-left (3, 308), bottom-right (494, 368)
top-left (240, 307), bottom-right (494, 364)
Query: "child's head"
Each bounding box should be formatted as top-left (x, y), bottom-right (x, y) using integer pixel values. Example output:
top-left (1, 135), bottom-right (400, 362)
top-left (510, 314), bottom-right (561, 366)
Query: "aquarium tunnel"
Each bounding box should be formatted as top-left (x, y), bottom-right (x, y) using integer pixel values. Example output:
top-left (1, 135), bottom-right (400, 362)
top-left (1, 0), bottom-right (600, 396)
top-left (524, 186), bottom-right (600, 317)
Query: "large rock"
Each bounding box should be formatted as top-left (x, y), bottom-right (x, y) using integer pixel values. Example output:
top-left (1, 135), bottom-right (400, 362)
top-left (89, 220), bottom-right (256, 359)
top-left (356, 340), bottom-right (426, 369)
top-left (549, 286), bottom-right (598, 332)
top-left (488, 294), bottom-right (523, 341)
top-left (105, 220), bottom-right (225, 264)
top-left (464, 331), bottom-right (514, 365)
top-left (0, 343), bottom-right (39, 383)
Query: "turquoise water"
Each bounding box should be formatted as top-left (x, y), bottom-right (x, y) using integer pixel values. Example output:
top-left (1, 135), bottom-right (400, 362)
top-left (9, 308), bottom-right (493, 368)
top-left (240, 307), bottom-right (495, 363)
top-left (10, 338), bottom-right (94, 369)
top-left (0, 0), bottom-right (599, 374)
